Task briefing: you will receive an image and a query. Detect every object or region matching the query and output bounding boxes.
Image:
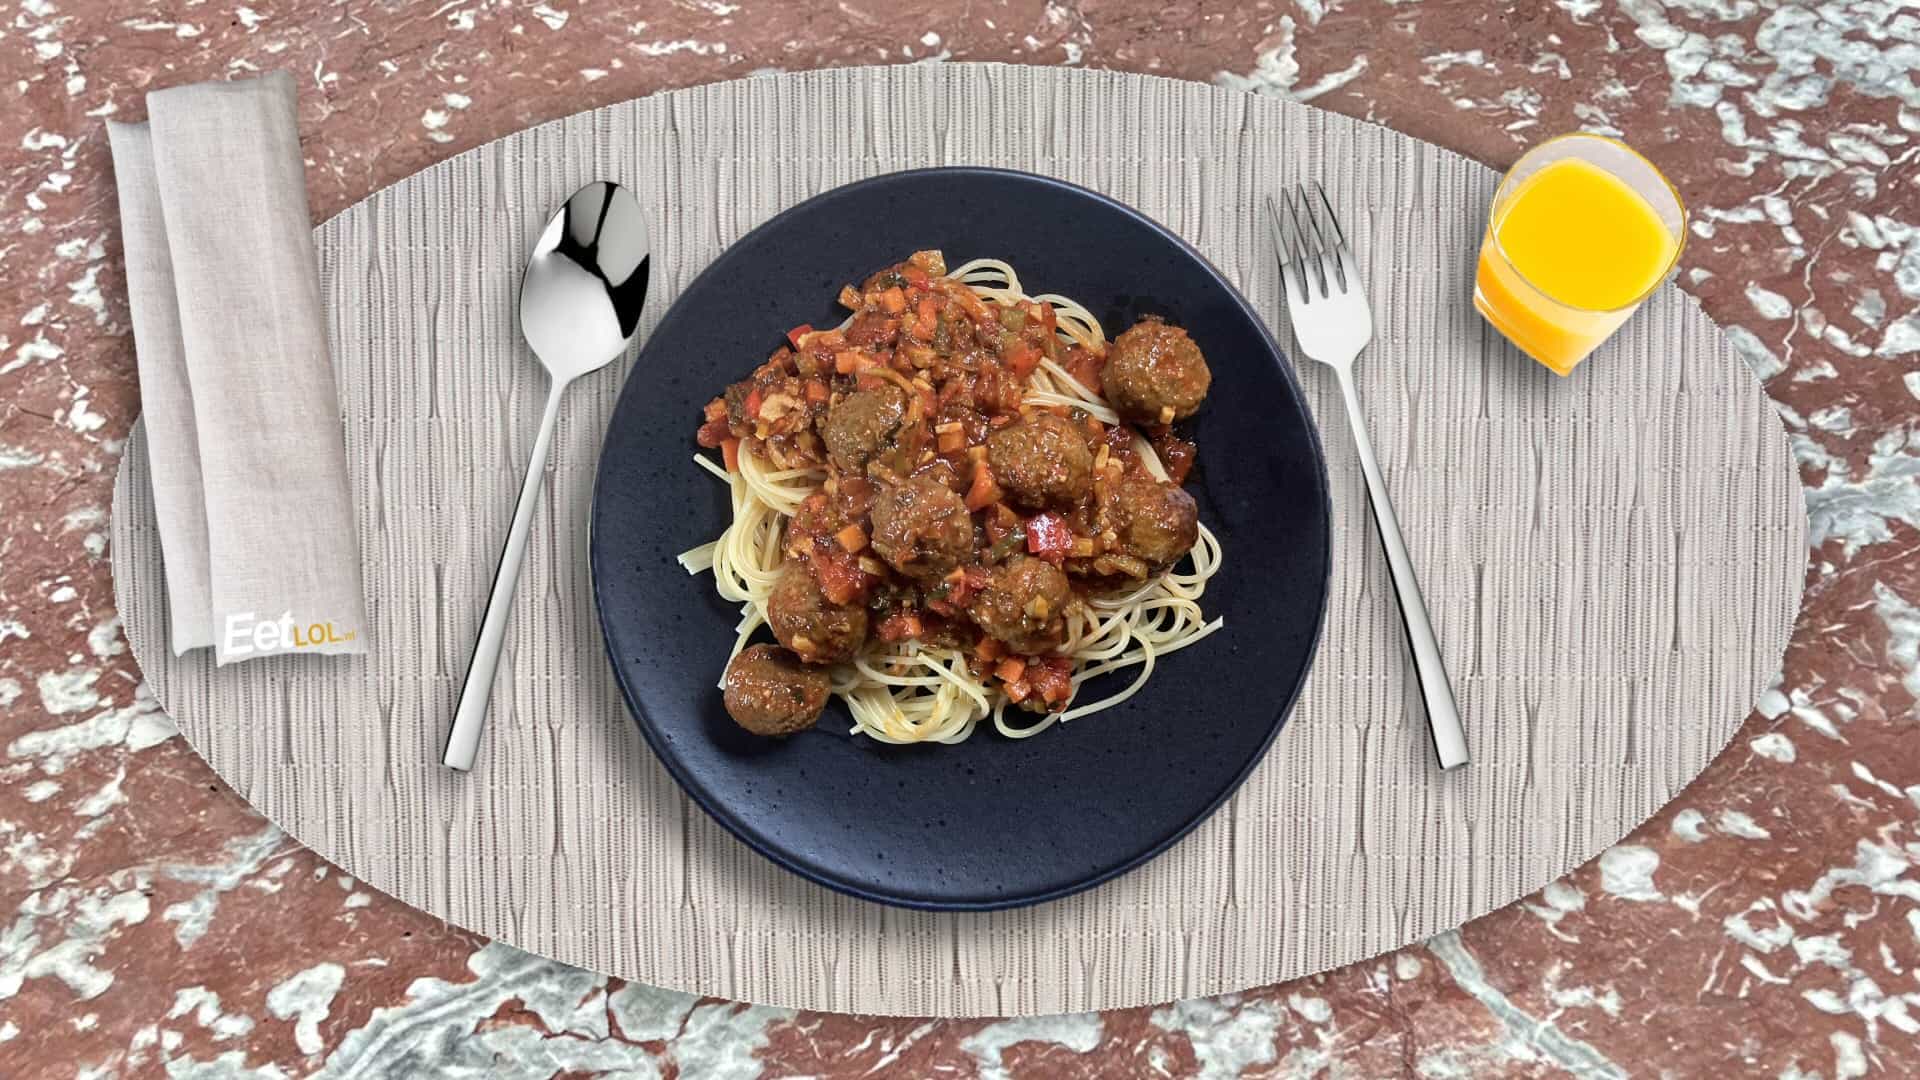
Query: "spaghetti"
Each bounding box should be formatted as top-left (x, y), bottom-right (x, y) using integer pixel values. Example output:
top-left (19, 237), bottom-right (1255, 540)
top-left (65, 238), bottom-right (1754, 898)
top-left (680, 254), bottom-right (1224, 743)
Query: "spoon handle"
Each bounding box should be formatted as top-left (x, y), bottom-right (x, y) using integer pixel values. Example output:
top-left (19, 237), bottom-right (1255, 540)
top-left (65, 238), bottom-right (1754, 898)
top-left (443, 379), bottom-right (569, 771)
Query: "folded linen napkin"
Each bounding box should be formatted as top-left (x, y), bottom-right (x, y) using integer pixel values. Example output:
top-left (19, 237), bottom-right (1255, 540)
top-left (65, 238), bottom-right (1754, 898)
top-left (108, 72), bottom-right (368, 664)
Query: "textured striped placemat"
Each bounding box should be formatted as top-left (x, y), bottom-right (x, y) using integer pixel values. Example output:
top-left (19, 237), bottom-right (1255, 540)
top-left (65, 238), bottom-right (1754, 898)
top-left (110, 63), bottom-right (1804, 1016)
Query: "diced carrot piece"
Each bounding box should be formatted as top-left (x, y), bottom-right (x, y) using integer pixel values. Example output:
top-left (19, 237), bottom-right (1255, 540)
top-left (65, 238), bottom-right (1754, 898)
top-left (838, 285), bottom-right (862, 309)
top-left (964, 463), bottom-right (1001, 512)
top-left (1003, 679), bottom-right (1032, 704)
top-left (834, 524), bottom-right (867, 553)
top-left (836, 350), bottom-right (867, 375)
top-left (995, 657), bottom-right (1027, 684)
top-left (786, 324), bottom-right (813, 348)
top-left (976, 637), bottom-right (1004, 662)
top-left (805, 380), bottom-right (829, 404)
top-left (936, 423), bottom-right (966, 454)
top-left (879, 287), bottom-right (908, 314)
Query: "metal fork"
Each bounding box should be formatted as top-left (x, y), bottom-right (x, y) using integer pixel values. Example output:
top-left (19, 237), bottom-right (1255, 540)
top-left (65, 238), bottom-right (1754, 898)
top-left (1266, 184), bottom-right (1469, 771)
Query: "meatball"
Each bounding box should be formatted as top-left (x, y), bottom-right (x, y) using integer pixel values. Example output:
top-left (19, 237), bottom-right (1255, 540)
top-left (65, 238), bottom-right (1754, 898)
top-left (971, 555), bottom-right (1073, 655)
top-left (722, 644), bottom-right (830, 736)
top-left (1107, 477), bottom-right (1200, 572)
top-left (767, 560), bottom-right (868, 664)
top-left (987, 412), bottom-right (1094, 509)
top-left (1103, 317), bottom-right (1212, 425)
top-left (869, 475), bottom-right (974, 582)
top-left (820, 386), bottom-right (907, 473)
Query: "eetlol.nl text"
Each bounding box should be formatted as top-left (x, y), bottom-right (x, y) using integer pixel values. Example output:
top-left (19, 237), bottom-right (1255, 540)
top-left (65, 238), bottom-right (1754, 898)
top-left (223, 611), bottom-right (357, 656)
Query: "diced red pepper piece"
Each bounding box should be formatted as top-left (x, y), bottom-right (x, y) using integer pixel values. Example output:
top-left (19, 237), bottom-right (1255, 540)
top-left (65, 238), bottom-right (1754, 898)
top-left (721, 438), bottom-right (741, 473)
top-left (1002, 341), bottom-right (1039, 379)
top-left (744, 387), bottom-right (764, 419)
top-left (786, 323), bottom-right (813, 349)
top-left (811, 549), bottom-right (868, 606)
top-left (1025, 512), bottom-right (1074, 563)
top-left (1155, 431), bottom-right (1198, 485)
top-left (696, 416), bottom-right (733, 448)
top-left (1029, 663), bottom-right (1072, 705)
top-left (877, 612), bottom-right (925, 643)
top-left (1063, 346), bottom-right (1104, 395)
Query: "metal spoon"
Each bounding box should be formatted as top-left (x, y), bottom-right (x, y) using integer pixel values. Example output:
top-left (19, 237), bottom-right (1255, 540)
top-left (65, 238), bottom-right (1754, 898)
top-left (441, 181), bottom-right (650, 771)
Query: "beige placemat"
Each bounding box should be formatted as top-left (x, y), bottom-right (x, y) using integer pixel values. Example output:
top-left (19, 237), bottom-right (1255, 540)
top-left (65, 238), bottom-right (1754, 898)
top-left (110, 64), bottom-right (1805, 1017)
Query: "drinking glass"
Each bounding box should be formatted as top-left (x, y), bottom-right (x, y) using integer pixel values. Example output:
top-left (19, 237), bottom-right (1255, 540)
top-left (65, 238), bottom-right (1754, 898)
top-left (1473, 134), bottom-right (1686, 376)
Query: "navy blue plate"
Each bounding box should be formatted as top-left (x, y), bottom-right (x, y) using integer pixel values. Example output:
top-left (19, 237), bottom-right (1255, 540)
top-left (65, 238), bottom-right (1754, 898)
top-left (591, 167), bottom-right (1329, 910)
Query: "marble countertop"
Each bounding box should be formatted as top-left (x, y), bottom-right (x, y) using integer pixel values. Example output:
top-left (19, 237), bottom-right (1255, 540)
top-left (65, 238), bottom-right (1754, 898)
top-left (3, 2), bottom-right (1917, 1076)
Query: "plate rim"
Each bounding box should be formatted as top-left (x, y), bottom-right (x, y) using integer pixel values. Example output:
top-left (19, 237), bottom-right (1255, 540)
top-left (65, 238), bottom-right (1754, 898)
top-left (590, 164), bottom-right (1333, 911)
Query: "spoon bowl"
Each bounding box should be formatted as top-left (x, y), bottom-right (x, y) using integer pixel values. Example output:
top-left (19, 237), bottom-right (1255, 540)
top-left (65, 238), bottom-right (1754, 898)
top-left (520, 182), bottom-right (651, 378)
top-left (442, 181), bottom-right (651, 771)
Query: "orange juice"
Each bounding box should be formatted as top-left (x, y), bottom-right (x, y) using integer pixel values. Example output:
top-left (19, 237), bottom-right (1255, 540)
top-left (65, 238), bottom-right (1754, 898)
top-left (1475, 145), bottom-right (1683, 375)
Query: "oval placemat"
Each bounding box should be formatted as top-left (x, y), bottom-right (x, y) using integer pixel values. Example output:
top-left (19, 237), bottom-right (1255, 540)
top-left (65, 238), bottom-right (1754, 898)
top-left (110, 63), bottom-right (1805, 1017)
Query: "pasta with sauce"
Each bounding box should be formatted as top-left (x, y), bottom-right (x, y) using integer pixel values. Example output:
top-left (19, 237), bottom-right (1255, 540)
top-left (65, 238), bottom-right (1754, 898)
top-left (678, 251), bottom-right (1223, 744)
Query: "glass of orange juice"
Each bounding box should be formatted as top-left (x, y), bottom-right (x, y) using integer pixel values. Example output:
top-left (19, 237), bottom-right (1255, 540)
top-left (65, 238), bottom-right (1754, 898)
top-left (1474, 134), bottom-right (1686, 376)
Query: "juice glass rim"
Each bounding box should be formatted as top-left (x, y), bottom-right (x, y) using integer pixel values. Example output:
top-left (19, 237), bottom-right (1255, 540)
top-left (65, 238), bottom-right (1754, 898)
top-left (1484, 132), bottom-right (1689, 316)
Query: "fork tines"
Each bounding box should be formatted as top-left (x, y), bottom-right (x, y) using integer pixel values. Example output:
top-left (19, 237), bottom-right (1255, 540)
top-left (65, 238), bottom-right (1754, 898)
top-left (1265, 182), bottom-right (1350, 301)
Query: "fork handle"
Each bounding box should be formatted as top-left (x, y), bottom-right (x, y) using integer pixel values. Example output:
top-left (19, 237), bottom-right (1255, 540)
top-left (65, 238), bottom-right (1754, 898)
top-left (1335, 367), bottom-right (1470, 770)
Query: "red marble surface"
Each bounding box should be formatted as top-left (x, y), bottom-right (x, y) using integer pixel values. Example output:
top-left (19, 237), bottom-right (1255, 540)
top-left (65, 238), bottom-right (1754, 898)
top-left (3, 1), bottom-right (1917, 1076)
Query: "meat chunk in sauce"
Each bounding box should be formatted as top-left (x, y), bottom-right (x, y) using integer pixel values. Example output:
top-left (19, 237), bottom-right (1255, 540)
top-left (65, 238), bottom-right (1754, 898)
top-left (1106, 476), bottom-right (1200, 573)
top-left (869, 475), bottom-right (974, 583)
top-left (1104, 317), bottom-right (1212, 425)
top-left (722, 644), bottom-right (830, 736)
top-left (987, 412), bottom-right (1094, 510)
top-left (767, 560), bottom-right (868, 664)
top-left (820, 385), bottom-right (908, 473)
top-left (970, 555), bottom-right (1073, 655)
